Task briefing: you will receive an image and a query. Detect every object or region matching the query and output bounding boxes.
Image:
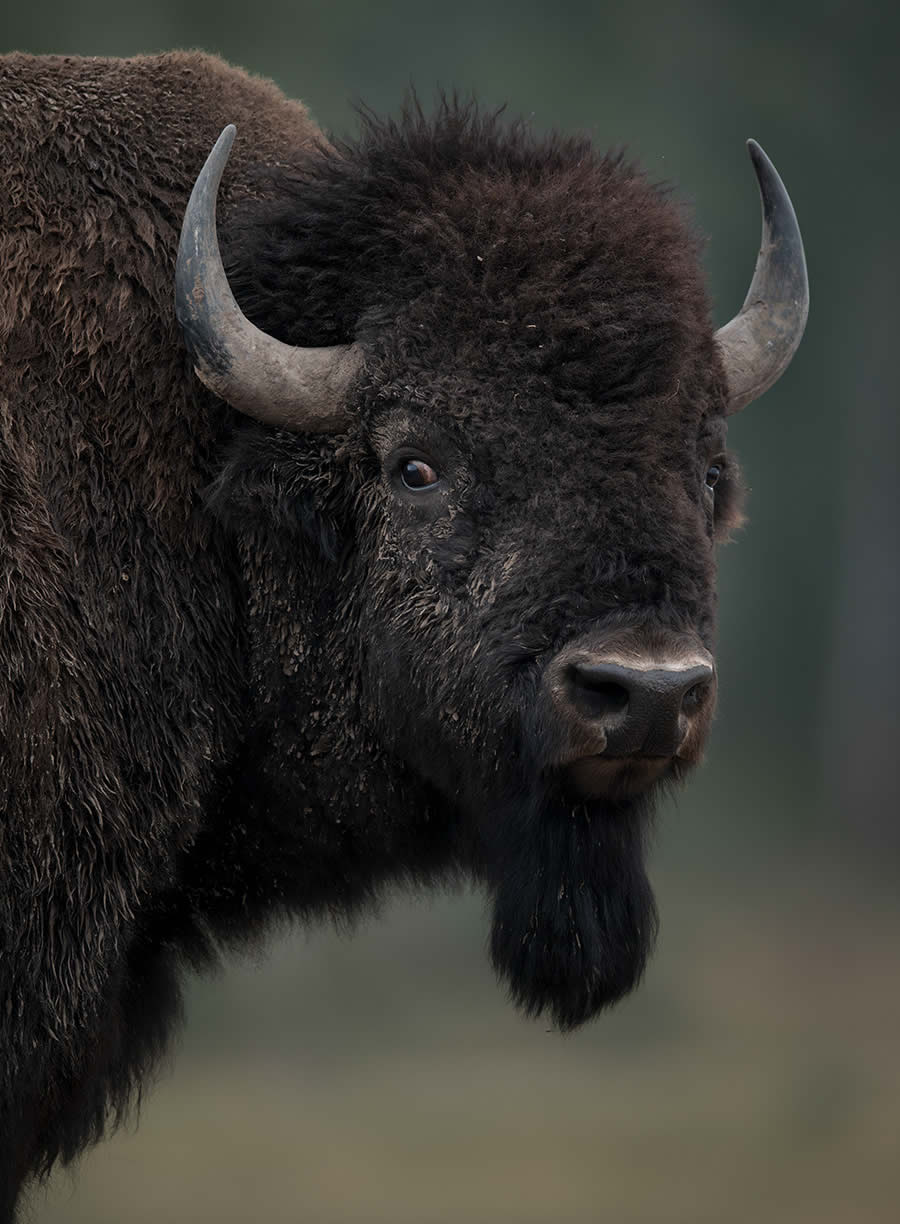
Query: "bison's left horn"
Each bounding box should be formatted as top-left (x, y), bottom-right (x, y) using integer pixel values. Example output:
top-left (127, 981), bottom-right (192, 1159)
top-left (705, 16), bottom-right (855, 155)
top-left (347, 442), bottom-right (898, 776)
top-left (175, 125), bottom-right (363, 432)
top-left (715, 140), bottom-right (809, 414)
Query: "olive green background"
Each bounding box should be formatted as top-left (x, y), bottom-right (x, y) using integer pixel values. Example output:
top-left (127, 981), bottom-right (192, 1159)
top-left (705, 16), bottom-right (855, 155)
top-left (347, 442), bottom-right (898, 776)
top-left (3, 2), bottom-right (897, 1221)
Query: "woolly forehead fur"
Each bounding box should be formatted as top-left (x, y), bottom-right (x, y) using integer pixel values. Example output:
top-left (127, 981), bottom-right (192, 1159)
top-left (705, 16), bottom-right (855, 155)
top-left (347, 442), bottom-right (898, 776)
top-left (229, 98), bottom-right (729, 444)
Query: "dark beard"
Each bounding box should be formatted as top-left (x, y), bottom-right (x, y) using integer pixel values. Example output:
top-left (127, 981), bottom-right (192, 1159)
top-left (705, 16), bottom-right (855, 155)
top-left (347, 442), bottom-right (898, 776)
top-left (480, 780), bottom-right (659, 1031)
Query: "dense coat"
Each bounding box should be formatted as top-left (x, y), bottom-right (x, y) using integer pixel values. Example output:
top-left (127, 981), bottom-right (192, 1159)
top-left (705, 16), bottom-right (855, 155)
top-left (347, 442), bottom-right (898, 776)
top-left (0, 51), bottom-right (745, 1216)
top-left (0, 50), bottom-right (324, 1208)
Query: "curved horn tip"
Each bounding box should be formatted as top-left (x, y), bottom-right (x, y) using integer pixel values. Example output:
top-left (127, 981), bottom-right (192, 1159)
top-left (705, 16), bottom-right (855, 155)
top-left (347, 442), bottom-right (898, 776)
top-left (745, 138), bottom-right (796, 220)
top-left (214, 123), bottom-right (237, 156)
top-left (746, 138), bottom-right (769, 184)
top-left (196, 125), bottom-right (237, 200)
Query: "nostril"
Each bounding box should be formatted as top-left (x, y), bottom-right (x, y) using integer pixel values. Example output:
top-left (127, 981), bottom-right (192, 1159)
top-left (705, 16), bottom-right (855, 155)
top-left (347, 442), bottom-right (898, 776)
top-left (567, 665), bottom-right (630, 720)
top-left (589, 681), bottom-right (629, 712)
top-left (681, 682), bottom-right (710, 712)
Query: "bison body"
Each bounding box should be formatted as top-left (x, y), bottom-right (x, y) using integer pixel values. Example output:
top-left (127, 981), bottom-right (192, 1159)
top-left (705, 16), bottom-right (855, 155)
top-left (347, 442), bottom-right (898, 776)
top-left (0, 51), bottom-right (805, 1217)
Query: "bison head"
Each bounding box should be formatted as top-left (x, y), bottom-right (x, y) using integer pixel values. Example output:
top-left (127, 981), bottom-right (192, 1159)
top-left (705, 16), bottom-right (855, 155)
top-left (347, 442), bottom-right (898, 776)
top-left (176, 104), bottom-right (807, 1029)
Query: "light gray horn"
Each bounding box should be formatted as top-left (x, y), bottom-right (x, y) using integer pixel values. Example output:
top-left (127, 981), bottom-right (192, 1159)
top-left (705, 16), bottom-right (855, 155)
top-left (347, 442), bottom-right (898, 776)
top-left (715, 140), bottom-right (809, 414)
top-left (175, 125), bottom-right (363, 432)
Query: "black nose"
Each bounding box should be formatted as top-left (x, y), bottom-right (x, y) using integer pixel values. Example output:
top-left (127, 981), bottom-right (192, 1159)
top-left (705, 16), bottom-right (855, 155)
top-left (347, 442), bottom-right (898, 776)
top-left (565, 659), bottom-right (715, 757)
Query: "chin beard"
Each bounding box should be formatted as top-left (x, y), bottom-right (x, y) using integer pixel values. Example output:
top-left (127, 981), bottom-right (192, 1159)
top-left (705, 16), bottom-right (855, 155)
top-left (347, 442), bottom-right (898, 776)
top-left (481, 784), bottom-right (659, 1031)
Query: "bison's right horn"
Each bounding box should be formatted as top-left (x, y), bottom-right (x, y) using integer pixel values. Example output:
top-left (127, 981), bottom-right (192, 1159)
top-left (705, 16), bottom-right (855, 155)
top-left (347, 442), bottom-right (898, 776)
top-left (175, 125), bottom-right (363, 432)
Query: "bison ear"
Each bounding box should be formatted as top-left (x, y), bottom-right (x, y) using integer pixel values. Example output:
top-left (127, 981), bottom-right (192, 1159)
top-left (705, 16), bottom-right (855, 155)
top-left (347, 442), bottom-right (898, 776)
top-left (714, 140), bottom-right (809, 415)
top-left (175, 125), bottom-right (364, 433)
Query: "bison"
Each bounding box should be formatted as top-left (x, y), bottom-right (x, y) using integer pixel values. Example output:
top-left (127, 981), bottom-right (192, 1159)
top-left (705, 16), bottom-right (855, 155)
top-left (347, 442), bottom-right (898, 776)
top-left (0, 50), bottom-right (807, 1217)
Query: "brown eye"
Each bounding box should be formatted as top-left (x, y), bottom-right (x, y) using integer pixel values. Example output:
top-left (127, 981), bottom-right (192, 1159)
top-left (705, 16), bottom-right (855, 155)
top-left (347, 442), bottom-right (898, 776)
top-left (400, 458), bottom-right (441, 490)
top-left (705, 463), bottom-right (722, 491)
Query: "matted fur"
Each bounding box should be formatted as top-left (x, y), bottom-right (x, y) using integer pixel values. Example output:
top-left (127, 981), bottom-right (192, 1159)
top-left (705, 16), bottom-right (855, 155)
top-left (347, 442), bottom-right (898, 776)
top-left (0, 54), bottom-right (742, 1218)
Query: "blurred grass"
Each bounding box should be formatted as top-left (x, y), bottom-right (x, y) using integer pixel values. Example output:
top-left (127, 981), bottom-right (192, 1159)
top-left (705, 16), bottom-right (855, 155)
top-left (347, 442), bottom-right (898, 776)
top-left (31, 864), bottom-right (900, 1224)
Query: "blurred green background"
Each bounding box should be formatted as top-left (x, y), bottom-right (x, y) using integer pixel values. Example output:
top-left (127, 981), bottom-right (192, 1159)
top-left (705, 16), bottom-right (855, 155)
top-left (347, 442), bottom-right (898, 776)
top-left (5, 1), bottom-right (898, 1220)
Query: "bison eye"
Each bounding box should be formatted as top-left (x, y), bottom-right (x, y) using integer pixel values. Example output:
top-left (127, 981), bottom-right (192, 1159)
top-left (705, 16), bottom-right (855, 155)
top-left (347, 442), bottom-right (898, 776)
top-left (705, 463), bottom-right (723, 491)
top-left (400, 458), bottom-right (441, 490)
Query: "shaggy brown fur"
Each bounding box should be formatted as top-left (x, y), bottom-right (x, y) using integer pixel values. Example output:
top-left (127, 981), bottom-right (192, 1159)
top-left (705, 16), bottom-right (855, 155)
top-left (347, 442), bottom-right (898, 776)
top-left (0, 52), bottom-right (743, 1218)
top-left (0, 50), bottom-right (324, 1214)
